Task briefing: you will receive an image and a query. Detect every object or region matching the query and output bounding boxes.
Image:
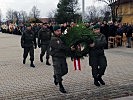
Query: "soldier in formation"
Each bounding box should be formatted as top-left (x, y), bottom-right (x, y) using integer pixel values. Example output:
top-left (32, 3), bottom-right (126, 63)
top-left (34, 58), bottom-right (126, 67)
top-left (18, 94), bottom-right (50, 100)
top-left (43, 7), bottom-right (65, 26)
top-left (21, 23), bottom-right (37, 68)
top-left (38, 22), bottom-right (51, 65)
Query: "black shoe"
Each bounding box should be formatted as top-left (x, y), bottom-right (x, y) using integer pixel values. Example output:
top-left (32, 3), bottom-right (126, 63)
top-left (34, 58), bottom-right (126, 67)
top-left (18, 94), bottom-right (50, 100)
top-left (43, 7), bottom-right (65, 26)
top-left (59, 86), bottom-right (66, 93)
top-left (127, 46), bottom-right (131, 48)
top-left (46, 62), bottom-right (51, 66)
top-left (94, 78), bottom-right (100, 87)
top-left (98, 77), bottom-right (105, 85)
top-left (53, 75), bottom-right (58, 85)
top-left (59, 82), bottom-right (66, 93)
top-left (23, 59), bottom-right (26, 64)
top-left (40, 55), bottom-right (43, 62)
top-left (30, 63), bottom-right (35, 68)
top-left (46, 59), bottom-right (51, 66)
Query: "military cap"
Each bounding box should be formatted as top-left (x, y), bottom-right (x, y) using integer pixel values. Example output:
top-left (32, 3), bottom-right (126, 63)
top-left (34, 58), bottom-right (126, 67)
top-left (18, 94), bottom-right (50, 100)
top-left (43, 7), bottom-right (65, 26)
top-left (53, 25), bottom-right (61, 31)
top-left (43, 22), bottom-right (48, 25)
top-left (93, 24), bottom-right (100, 29)
top-left (25, 23), bottom-right (31, 27)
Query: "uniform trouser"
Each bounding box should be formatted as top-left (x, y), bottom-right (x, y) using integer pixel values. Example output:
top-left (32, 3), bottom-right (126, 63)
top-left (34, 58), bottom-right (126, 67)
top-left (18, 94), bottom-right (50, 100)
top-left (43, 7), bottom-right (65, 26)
top-left (40, 45), bottom-right (50, 59)
top-left (52, 57), bottom-right (68, 83)
top-left (23, 47), bottom-right (34, 61)
top-left (105, 36), bottom-right (108, 49)
top-left (127, 37), bottom-right (132, 47)
top-left (89, 56), bottom-right (107, 78)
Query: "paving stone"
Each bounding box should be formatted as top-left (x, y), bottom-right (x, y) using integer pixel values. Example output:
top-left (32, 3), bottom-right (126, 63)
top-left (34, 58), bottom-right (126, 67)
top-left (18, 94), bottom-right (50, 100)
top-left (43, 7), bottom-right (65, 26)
top-left (0, 33), bottom-right (133, 99)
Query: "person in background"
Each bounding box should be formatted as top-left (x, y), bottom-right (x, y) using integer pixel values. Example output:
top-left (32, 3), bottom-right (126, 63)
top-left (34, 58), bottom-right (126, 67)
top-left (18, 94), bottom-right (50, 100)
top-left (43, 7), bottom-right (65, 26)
top-left (126, 24), bottom-right (133, 48)
top-left (100, 21), bottom-right (109, 49)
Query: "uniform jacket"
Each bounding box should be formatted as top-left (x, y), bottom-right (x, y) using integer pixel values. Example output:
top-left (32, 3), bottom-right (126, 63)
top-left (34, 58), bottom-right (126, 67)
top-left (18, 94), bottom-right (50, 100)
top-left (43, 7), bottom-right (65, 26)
top-left (49, 35), bottom-right (70, 58)
top-left (21, 29), bottom-right (37, 48)
top-left (89, 33), bottom-right (107, 66)
top-left (38, 28), bottom-right (51, 45)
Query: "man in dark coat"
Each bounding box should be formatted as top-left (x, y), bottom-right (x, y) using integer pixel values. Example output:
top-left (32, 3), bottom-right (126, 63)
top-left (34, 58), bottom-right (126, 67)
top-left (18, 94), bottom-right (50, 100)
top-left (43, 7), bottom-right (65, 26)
top-left (32, 23), bottom-right (40, 38)
top-left (100, 21), bottom-right (109, 49)
top-left (108, 22), bottom-right (117, 37)
top-left (88, 24), bottom-right (107, 87)
top-left (38, 23), bottom-right (51, 65)
top-left (21, 23), bottom-right (37, 67)
top-left (126, 25), bottom-right (133, 48)
top-left (49, 25), bottom-right (74, 93)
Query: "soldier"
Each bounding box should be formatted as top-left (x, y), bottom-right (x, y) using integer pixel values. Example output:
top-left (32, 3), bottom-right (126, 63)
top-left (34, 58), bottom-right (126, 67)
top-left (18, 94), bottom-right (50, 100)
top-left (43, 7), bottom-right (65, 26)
top-left (21, 23), bottom-right (37, 68)
top-left (49, 25), bottom-right (75, 93)
top-left (88, 24), bottom-right (107, 87)
top-left (38, 22), bottom-right (51, 65)
top-left (32, 23), bottom-right (40, 38)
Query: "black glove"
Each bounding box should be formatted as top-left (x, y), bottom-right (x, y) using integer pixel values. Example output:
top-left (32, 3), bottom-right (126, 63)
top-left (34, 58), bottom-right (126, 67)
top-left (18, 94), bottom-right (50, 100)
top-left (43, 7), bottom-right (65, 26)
top-left (38, 44), bottom-right (41, 48)
top-left (21, 44), bottom-right (24, 48)
top-left (34, 45), bottom-right (37, 49)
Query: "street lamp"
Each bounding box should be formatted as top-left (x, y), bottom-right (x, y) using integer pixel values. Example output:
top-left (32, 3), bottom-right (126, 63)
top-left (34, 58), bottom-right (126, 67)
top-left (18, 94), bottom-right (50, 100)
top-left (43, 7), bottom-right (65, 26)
top-left (82, 0), bottom-right (85, 22)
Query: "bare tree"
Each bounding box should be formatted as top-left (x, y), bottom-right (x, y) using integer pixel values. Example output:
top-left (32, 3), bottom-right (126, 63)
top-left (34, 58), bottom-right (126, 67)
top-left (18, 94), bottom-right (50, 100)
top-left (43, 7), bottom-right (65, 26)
top-left (97, 0), bottom-right (120, 22)
top-left (13, 11), bottom-right (21, 25)
top-left (47, 10), bottom-right (56, 23)
top-left (6, 9), bottom-right (14, 22)
top-left (100, 5), bottom-right (110, 16)
top-left (20, 10), bottom-right (28, 23)
top-left (29, 6), bottom-right (40, 18)
top-left (86, 6), bottom-right (101, 22)
top-left (100, 5), bottom-right (111, 21)
top-left (6, 9), bottom-right (28, 25)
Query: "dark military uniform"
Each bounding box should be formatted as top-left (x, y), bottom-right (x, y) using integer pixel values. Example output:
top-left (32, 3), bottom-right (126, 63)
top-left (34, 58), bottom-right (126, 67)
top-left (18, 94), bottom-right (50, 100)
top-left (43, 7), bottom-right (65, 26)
top-left (89, 33), bottom-right (107, 78)
top-left (50, 32), bottom-right (71, 93)
top-left (49, 35), bottom-right (69, 83)
top-left (38, 27), bottom-right (51, 64)
top-left (49, 25), bottom-right (73, 93)
top-left (32, 24), bottom-right (40, 38)
top-left (21, 29), bottom-right (37, 67)
top-left (88, 32), bottom-right (107, 86)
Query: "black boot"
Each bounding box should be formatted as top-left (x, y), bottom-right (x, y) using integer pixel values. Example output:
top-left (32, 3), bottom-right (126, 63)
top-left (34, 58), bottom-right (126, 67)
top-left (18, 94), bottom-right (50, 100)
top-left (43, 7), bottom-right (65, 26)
top-left (59, 82), bottom-right (66, 93)
top-left (94, 78), bottom-right (100, 87)
top-left (53, 75), bottom-right (58, 85)
top-left (98, 76), bottom-right (105, 85)
top-left (23, 59), bottom-right (26, 64)
top-left (40, 55), bottom-right (43, 62)
top-left (46, 59), bottom-right (51, 66)
top-left (30, 61), bottom-right (35, 68)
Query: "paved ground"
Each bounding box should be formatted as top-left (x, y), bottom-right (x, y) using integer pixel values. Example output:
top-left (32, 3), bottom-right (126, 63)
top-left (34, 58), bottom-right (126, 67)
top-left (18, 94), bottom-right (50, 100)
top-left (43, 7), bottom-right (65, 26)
top-left (0, 32), bottom-right (133, 100)
top-left (113, 96), bottom-right (133, 100)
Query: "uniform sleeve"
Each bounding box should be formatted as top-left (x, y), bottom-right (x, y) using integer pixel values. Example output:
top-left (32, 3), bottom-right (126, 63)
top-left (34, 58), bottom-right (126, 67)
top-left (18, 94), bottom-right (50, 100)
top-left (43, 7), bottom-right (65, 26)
top-left (95, 34), bottom-right (107, 48)
top-left (21, 32), bottom-right (25, 48)
top-left (33, 32), bottom-right (37, 48)
top-left (50, 37), bottom-right (70, 51)
top-left (38, 29), bottom-right (41, 46)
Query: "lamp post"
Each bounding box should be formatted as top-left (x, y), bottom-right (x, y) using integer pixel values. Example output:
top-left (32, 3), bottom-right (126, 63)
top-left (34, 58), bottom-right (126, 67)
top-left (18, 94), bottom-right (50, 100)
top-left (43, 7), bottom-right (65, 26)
top-left (82, 0), bottom-right (85, 22)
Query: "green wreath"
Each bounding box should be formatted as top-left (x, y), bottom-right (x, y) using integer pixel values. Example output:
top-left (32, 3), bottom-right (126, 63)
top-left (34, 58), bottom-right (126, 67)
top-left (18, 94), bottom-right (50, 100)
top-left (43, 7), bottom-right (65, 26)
top-left (61, 24), bottom-right (95, 58)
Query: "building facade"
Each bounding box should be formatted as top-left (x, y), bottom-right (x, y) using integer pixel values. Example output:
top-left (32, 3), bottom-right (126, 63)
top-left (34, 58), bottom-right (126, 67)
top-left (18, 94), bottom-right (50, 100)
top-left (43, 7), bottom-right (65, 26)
top-left (117, 0), bottom-right (133, 24)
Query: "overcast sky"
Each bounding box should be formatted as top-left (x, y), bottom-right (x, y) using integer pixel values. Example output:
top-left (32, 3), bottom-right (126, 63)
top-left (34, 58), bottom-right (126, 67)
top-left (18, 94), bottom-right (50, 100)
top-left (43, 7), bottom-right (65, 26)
top-left (0, 0), bottom-right (105, 19)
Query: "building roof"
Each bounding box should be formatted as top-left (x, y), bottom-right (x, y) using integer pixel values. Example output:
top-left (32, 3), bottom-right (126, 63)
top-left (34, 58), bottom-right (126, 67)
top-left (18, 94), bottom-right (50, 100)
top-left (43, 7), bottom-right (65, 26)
top-left (109, 0), bottom-right (133, 6)
top-left (39, 18), bottom-right (49, 23)
top-left (29, 18), bottom-right (43, 23)
top-left (118, 0), bottom-right (133, 4)
top-left (39, 18), bottom-right (55, 23)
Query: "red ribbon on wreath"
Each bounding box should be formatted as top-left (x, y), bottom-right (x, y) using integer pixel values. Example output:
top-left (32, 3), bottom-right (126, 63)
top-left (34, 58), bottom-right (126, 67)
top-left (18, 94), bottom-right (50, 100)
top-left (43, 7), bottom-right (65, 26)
top-left (74, 58), bottom-right (81, 70)
top-left (73, 44), bottom-right (81, 70)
